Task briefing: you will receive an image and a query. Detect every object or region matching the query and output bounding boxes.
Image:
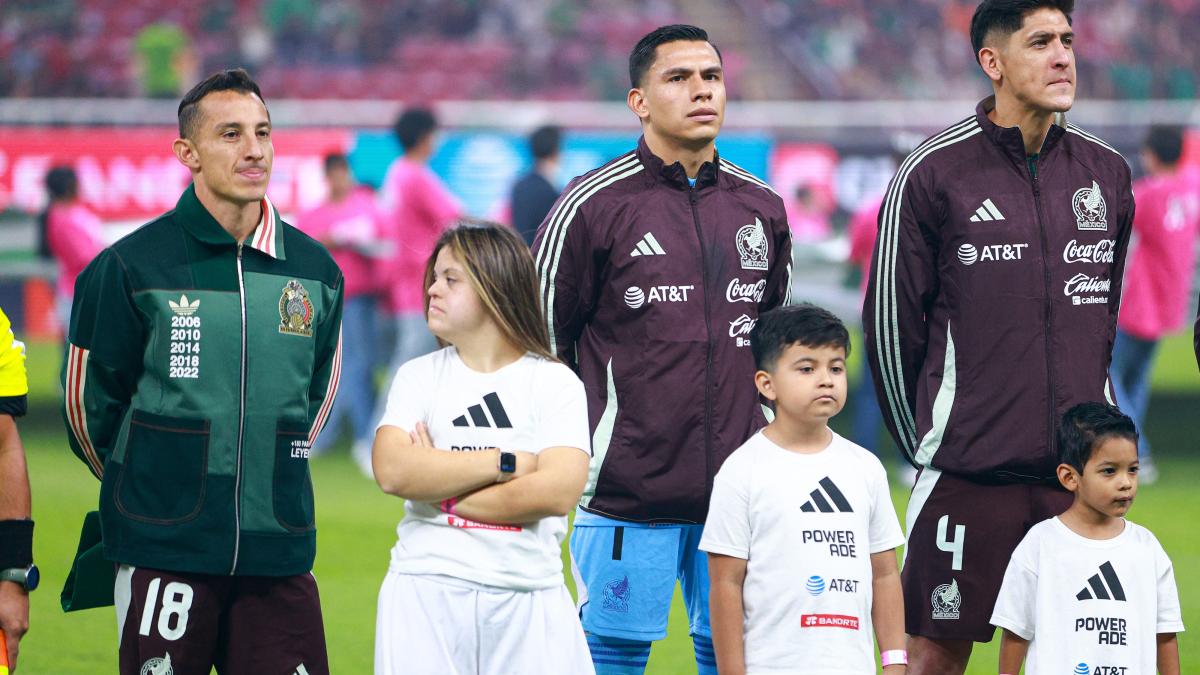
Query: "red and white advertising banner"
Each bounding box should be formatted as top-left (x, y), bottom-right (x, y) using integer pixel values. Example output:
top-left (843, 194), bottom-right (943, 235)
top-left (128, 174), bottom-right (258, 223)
top-left (0, 128), bottom-right (352, 221)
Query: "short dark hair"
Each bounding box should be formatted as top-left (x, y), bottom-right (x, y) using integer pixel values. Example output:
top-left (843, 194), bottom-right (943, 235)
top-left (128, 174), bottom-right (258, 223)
top-left (750, 304), bottom-right (850, 372)
top-left (177, 68), bottom-right (266, 139)
top-left (1144, 125), bottom-right (1185, 165)
top-left (1057, 402), bottom-right (1138, 472)
top-left (45, 165), bottom-right (78, 201)
top-left (323, 152), bottom-right (349, 173)
top-left (394, 108), bottom-right (438, 152)
top-left (529, 125), bottom-right (561, 161)
top-left (629, 24), bottom-right (722, 88)
top-left (970, 0), bottom-right (1074, 64)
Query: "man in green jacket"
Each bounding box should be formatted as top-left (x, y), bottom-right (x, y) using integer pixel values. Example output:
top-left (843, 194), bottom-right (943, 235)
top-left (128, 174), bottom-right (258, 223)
top-left (62, 68), bottom-right (342, 675)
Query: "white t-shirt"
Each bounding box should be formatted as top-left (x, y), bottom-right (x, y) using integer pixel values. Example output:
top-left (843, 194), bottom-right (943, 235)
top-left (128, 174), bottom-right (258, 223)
top-left (376, 347), bottom-right (590, 591)
top-left (991, 517), bottom-right (1184, 675)
top-left (699, 430), bottom-right (905, 675)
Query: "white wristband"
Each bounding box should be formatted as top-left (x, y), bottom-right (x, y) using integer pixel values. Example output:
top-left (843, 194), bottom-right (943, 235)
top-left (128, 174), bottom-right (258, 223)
top-left (881, 649), bottom-right (908, 667)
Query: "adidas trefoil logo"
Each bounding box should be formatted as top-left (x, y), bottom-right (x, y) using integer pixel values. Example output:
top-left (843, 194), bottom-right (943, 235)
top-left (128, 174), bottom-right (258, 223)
top-left (1076, 561), bottom-right (1126, 601)
top-left (799, 477), bottom-right (854, 513)
top-left (168, 294), bottom-right (200, 316)
top-left (630, 232), bottom-right (667, 257)
top-left (452, 392), bottom-right (512, 428)
top-left (969, 199), bottom-right (1005, 222)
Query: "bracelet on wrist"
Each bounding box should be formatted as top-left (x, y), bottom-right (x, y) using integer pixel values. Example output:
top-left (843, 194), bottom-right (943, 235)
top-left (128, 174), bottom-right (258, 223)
top-left (880, 649), bottom-right (908, 667)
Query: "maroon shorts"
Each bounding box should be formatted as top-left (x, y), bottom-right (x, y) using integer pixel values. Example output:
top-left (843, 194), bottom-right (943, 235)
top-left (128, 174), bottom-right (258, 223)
top-left (115, 565), bottom-right (329, 675)
top-left (901, 469), bottom-right (1072, 643)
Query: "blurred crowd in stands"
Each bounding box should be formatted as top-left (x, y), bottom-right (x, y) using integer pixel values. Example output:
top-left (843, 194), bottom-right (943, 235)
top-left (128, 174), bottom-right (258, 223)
top-left (750, 0), bottom-right (1200, 100)
top-left (2, 0), bottom-right (1198, 101)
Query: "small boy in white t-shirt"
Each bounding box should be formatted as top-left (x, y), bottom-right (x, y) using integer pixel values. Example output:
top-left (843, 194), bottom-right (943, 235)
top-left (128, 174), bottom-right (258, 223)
top-left (700, 304), bottom-right (908, 675)
top-left (991, 402), bottom-right (1183, 674)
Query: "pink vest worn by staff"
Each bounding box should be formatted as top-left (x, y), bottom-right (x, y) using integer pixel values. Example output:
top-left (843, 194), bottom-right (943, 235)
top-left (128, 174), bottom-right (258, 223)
top-left (295, 186), bottom-right (387, 299)
top-left (47, 202), bottom-right (105, 301)
top-left (378, 158), bottom-right (463, 315)
top-left (1118, 168), bottom-right (1200, 339)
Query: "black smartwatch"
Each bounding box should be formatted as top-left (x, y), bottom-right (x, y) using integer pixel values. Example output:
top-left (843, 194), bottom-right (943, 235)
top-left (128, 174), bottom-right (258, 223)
top-left (498, 451), bottom-right (517, 482)
top-left (0, 564), bottom-right (39, 592)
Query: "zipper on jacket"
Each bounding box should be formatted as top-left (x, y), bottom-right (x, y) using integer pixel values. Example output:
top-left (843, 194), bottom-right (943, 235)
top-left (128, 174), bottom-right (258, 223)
top-left (231, 241), bottom-right (248, 574)
top-left (1030, 162), bottom-right (1057, 471)
top-left (687, 185), bottom-right (715, 496)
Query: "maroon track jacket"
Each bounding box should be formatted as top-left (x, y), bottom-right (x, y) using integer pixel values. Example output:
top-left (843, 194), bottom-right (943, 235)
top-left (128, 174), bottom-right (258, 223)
top-left (534, 137), bottom-right (792, 523)
top-left (864, 97), bottom-right (1134, 483)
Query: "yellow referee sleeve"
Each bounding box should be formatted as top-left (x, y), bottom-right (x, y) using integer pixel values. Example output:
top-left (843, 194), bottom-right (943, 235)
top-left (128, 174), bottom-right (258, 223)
top-left (0, 307), bottom-right (29, 398)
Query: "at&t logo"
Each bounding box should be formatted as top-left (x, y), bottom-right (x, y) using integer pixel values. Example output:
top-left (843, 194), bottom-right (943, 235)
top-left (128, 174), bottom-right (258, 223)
top-left (957, 243), bottom-right (1029, 266)
top-left (624, 285), bottom-right (694, 309)
top-left (805, 575), bottom-right (825, 596)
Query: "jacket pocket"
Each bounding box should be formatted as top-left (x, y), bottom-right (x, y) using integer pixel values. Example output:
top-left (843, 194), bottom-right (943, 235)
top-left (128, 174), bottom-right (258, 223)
top-left (273, 420), bottom-right (315, 531)
top-left (115, 410), bottom-right (209, 524)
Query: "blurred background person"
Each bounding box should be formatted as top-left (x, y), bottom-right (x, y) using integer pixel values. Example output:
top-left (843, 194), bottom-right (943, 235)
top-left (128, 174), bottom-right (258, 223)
top-left (296, 152), bottom-right (389, 474)
top-left (41, 166), bottom-right (104, 333)
top-left (379, 108), bottom-right (463, 372)
top-left (1111, 125), bottom-right (1200, 483)
top-left (509, 124), bottom-right (563, 246)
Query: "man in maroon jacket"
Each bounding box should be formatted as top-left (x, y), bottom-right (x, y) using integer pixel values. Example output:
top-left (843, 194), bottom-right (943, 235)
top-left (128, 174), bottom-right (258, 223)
top-left (863, 1), bottom-right (1134, 673)
top-left (534, 24), bottom-right (792, 675)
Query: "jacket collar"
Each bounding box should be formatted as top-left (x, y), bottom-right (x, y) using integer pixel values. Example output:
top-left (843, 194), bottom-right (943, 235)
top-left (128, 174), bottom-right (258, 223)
top-left (975, 95), bottom-right (1065, 165)
top-left (636, 136), bottom-right (720, 190)
top-left (174, 183), bottom-right (285, 260)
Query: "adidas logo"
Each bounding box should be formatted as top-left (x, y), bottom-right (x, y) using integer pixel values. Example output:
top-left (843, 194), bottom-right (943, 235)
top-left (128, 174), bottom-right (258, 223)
top-left (969, 199), bottom-right (1005, 222)
top-left (799, 477), bottom-right (853, 513)
top-left (168, 294), bottom-right (200, 316)
top-left (1076, 561), bottom-right (1126, 601)
top-left (452, 392), bottom-right (512, 428)
top-left (630, 232), bottom-right (666, 257)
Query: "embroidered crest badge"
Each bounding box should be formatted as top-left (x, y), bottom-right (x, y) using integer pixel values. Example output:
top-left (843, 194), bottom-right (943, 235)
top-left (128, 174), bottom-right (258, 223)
top-left (736, 217), bottom-right (769, 270)
top-left (1072, 180), bottom-right (1108, 231)
top-left (278, 280), bottom-right (314, 337)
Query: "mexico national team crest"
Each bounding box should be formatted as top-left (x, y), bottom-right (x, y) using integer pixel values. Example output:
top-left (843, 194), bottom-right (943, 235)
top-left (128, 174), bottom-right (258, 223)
top-left (278, 280), bottom-right (314, 337)
top-left (1072, 180), bottom-right (1108, 231)
top-left (736, 217), bottom-right (769, 270)
top-left (601, 575), bottom-right (631, 613)
top-left (140, 652), bottom-right (173, 675)
top-left (931, 579), bottom-right (962, 620)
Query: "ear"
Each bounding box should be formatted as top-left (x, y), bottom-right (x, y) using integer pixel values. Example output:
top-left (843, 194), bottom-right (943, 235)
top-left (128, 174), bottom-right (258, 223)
top-left (627, 87), bottom-right (649, 122)
top-left (754, 370), bottom-right (775, 401)
top-left (1056, 463), bottom-right (1079, 492)
top-left (173, 137), bottom-right (201, 172)
top-left (978, 45), bottom-right (1004, 84)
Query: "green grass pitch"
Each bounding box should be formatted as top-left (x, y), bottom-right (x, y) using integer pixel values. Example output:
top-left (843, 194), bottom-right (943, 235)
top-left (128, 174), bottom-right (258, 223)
top-left (14, 335), bottom-right (1198, 673)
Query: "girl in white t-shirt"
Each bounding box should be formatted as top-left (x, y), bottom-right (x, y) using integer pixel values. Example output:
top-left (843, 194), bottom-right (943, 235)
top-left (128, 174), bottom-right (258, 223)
top-left (371, 223), bottom-right (594, 675)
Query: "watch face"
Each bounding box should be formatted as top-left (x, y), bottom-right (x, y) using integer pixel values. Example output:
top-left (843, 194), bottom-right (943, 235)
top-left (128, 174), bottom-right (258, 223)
top-left (500, 452), bottom-right (517, 473)
top-left (25, 565), bottom-right (38, 591)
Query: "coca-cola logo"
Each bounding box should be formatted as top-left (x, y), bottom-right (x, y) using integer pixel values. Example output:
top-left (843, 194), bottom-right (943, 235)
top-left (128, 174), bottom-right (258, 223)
top-left (726, 278), bottom-right (766, 304)
top-left (1062, 239), bottom-right (1115, 264)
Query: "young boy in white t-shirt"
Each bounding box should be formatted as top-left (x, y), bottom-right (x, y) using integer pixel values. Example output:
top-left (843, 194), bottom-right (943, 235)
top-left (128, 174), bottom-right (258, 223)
top-left (991, 402), bottom-right (1183, 675)
top-left (700, 304), bottom-right (908, 675)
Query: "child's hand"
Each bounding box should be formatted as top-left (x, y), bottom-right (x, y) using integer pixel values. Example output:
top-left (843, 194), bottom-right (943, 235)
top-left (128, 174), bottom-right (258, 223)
top-left (410, 422), bottom-right (434, 447)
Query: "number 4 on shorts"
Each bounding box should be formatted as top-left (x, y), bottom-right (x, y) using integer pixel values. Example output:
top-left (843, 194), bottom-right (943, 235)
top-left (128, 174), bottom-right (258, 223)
top-left (936, 515), bottom-right (965, 572)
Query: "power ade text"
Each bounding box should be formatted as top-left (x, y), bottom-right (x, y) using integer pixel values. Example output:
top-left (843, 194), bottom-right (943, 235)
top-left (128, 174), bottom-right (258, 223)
top-left (802, 529), bottom-right (856, 558)
top-left (1075, 616), bottom-right (1127, 645)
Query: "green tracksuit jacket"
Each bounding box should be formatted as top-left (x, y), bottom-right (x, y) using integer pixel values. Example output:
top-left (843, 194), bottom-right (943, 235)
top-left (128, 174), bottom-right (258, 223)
top-left (62, 184), bottom-right (344, 576)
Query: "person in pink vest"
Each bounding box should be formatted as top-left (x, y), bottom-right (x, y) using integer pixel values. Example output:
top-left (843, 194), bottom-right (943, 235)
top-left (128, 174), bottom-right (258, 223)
top-left (296, 153), bottom-right (389, 472)
top-left (43, 166), bottom-right (105, 332)
top-left (378, 108), bottom-right (464, 373)
top-left (1111, 125), bottom-right (1200, 482)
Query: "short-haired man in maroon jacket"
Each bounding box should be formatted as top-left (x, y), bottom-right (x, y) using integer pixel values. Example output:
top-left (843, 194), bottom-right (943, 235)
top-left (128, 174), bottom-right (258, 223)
top-left (864, 1), bottom-right (1134, 672)
top-left (534, 24), bottom-right (792, 675)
